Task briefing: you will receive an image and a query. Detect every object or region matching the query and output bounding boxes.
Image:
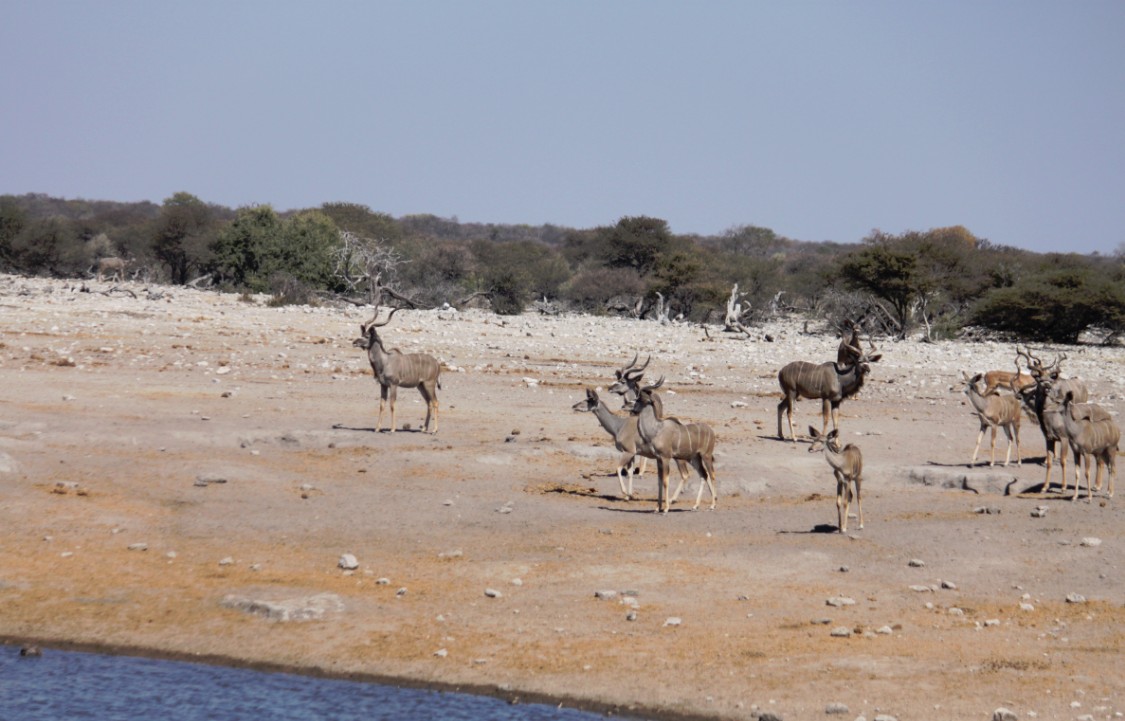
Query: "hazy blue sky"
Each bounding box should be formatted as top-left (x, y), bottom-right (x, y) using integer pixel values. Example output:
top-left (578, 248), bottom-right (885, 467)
top-left (2, 1), bottom-right (1123, 254)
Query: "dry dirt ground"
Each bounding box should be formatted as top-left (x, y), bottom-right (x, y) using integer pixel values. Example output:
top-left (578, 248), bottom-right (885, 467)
top-left (1, 273), bottom-right (1123, 721)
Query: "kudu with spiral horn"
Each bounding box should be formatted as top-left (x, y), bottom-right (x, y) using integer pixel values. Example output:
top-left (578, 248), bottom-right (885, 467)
top-left (353, 305), bottom-right (441, 433)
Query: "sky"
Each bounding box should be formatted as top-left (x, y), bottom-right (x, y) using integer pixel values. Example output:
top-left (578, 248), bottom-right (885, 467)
top-left (2, 2), bottom-right (1124, 255)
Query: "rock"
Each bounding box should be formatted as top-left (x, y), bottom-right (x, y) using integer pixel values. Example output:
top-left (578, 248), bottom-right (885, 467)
top-left (663, 617), bottom-right (682, 627)
top-left (127, 543), bottom-right (148, 551)
top-left (433, 648), bottom-right (448, 658)
top-left (1065, 593), bottom-right (1087, 604)
top-left (1080, 537), bottom-right (1102, 547)
top-left (218, 557), bottom-right (234, 566)
top-left (908, 559), bottom-right (925, 567)
top-left (338, 554), bottom-right (359, 570)
top-left (940, 580), bottom-right (958, 590)
top-left (974, 506), bottom-right (1002, 515)
top-left (909, 585), bottom-right (933, 593)
top-left (221, 592), bottom-right (343, 621)
top-left (826, 596), bottom-right (856, 607)
top-left (194, 474), bottom-right (228, 487)
top-left (594, 590), bottom-right (618, 600)
top-left (876, 625), bottom-right (894, 634)
top-left (626, 611), bottom-right (637, 621)
top-left (830, 626), bottom-right (852, 637)
top-left (0, 452), bottom-right (19, 474)
top-left (1019, 603), bottom-right (1035, 612)
top-left (825, 702), bottom-right (849, 714)
top-left (992, 708), bottom-right (1019, 721)
top-left (485, 588), bottom-right (503, 598)
top-left (1031, 506), bottom-right (1048, 518)
top-left (19, 645), bottom-right (42, 657)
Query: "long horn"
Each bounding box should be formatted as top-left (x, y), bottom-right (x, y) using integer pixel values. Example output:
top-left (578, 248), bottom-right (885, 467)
top-left (642, 376), bottom-right (665, 392)
top-left (367, 306), bottom-right (399, 330)
top-left (624, 355), bottom-right (651, 381)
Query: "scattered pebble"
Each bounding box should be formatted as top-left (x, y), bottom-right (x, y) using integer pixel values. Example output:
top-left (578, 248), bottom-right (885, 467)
top-left (1080, 537), bottom-right (1102, 547)
top-left (663, 617), bottom-right (682, 627)
top-left (992, 707), bottom-right (1018, 721)
top-left (1065, 593), bottom-right (1087, 604)
top-left (908, 559), bottom-right (925, 567)
top-left (338, 554), bottom-right (359, 570)
top-left (830, 626), bottom-right (852, 637)
top-left (485, 588), bottom-right (502, 598)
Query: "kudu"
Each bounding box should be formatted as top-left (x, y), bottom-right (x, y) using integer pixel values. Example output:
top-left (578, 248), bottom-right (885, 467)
top-left (607, 353), bottom-right (650, 408)
top-left (776, 340), bottom-right (882, 441)
top-left (94, 257), bottom-right (128, 282)
top-left (631, 379), bottom-right (717, 513)
top-left (353, 306), bottom-right (441, 433)
top-left (1060, 391), bottom-right (1119, 501)
top-left (572, 388), bottom-right (689, 501)
top-left (807, 426), bottom-right (864, 533)
top-left (1014, 348), bottom-right (1088, 495)
top-left (962, 372), bottom-right (1022, 467)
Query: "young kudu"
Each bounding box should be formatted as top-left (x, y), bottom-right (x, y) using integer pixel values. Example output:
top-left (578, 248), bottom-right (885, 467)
top-left (353, 306), bottom-right (441, 433)
top-left (572, 388), bottom-right (688, 501)
top-left (777, 340), bottom-right (882, 441)
top-left (808, 426), bottom-right (864, 533)
top-left (962, 372), bottom-right (1022, 467)
top-left (1061, 391), bottom-right (1120, 501)
top-left (631, 379), bottom-right (717, 513)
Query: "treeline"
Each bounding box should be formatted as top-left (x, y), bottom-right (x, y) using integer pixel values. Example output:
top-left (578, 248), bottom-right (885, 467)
top-left (1, 192), bottom-right (1123, 344)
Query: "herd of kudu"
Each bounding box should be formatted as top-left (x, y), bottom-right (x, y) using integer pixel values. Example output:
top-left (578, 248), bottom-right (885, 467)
top-left (352, 300), bottom-right (1120, 527)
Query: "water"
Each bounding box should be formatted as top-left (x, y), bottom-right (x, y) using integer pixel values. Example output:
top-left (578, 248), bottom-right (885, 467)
top-left (0, 647), bottom-right (636, 721)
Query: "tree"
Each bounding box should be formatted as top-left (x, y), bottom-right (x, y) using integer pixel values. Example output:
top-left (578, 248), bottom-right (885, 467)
top-left (840, 233), bottom-right (920, 337)
top-left (971, 259), bottom-right (1125, 343)
top-left (600, 216), bottom-right (675, 277)
top-left (209, 205), bottom-right (281, 290)
top-left (152, 192), bottom-right (215, 284)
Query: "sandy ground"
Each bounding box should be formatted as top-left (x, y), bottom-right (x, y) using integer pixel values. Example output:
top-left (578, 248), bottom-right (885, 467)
top-left (1, 273), bottom-right (1123, 721)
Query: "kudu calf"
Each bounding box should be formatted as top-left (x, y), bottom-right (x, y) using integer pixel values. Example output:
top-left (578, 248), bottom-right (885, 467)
top-left (631, 379), bottom-right (717, 513)
top-left (353, 306), bottom-right (441, 433)
top-left (776, 340), bottom-right (882, 441)
top-left (572, 388), bottom-right (688, 501)
top-left (962, 372), bottom-right (1022, 467)
top-left (808, 426), bottom-right (864, 533)
top-left (1061, 391), bottom-right (1119, 501)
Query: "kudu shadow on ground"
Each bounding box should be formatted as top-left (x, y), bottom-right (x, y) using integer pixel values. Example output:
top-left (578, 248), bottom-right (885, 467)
top-left (331, 423), bottom-right (430, 434)
top-left (777, 524), bottom-right (844, 535)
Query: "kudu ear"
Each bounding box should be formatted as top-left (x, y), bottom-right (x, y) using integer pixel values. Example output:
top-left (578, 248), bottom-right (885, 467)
top-left (807, 425), bottom-right (820, 438)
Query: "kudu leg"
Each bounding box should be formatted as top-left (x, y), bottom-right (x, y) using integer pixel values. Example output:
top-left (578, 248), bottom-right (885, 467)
top-left (835, 471), bottom-right (848, 533)
top-left (655, 459), bottom-right (670, 513)
top-left (854, 475), bottom-right (863, 530)
top-left (377, 384), bottom-right (389, 432)
top-left (668, 460), bottom-right (690, 504)
top-left (387, 387), bottom-right (398, 433)
top-left (971, 425), bottom-right (986, 467)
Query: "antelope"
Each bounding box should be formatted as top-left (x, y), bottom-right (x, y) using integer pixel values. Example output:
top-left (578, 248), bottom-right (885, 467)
top-left (776, 340), bottom-right (882, 441)
top-left (631, 378), bottom-right (717, 513)
top-left (353, 306), bottom-right (441, 433)
top-left (807, 426), bottom-right (864, 533)
top-left (836, 320), bottom-right (862, 366)
top-left (95, 257), bottom-right (128, 282)
top-left (607, 353), bottom-right (650, 408)
top-left (571, 388), bottom-right (689, 500)
top-left (981, 368), bottom-right (1035, 396)
top-left (962, 372), bottom-right (1022, 467)
top-left (1015, 348), bottom-right (1088, 495)
top-left (1060, 391), bottom-right (1119, 500)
